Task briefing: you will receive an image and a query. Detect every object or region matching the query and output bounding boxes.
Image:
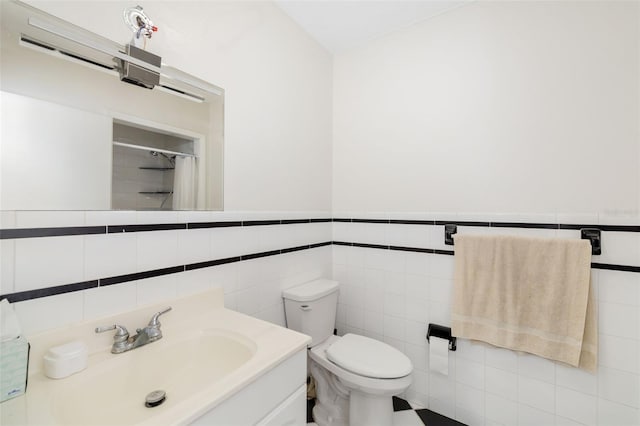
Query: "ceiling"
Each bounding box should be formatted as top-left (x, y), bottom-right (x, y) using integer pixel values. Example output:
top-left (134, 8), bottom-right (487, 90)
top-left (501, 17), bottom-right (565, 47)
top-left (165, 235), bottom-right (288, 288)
top-left (274, 0), bottom-right (469, 54)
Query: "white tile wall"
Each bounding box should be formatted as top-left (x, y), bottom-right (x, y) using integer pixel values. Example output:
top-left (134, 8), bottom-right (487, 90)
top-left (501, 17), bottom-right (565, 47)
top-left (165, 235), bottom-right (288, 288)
top-left (83, 283), bottom-right (137, 320)
top-left (2, 211), bottom-right (639, 425)
top-left (599, 302), bottom-right (639, 340)
top-left (556, 387), bottom-right (598, 426)
top-left (4, 211), bottom-right (332, 336)
top-left (136, 273), bottom-right (179, 306)
top-left (598, 334), bottom-right (640, 374)
top-left (598, 398), bottom-right (640, 425)
top-left (13, 291), bottom-right (84, 334)
top-left (136, 230), bottom-right (180, 272)
top-left (332, 213), bottom-right (640, 425)
top-left (177, 229), bottom-right (212, 264)
top-left (518, 376), bottom-right (555, 413)
top-left (15, 211), bottom-right (86, 228)
top-left (85, 210), bottom-right (137, 226)
top-left (485, 393), bottom-right (518, 426)
top-left (517, 403), bottom-right (556, 426)
top-left (84, 233), bottom-right (137, 280)
top-left (15, 236), bottom-right (84, 291)
top-left (1, 240), bottom-right (15, 295)
top-left (598, 366), bottom-right (640, 408)
top-left (485, 365), bottom-right (517, 401)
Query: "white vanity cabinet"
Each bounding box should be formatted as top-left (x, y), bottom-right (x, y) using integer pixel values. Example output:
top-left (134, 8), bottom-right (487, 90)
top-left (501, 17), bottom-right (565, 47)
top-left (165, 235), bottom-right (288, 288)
top-left (256, 385), bottom-right (306, 426)
top-left (191, 349), bottom-right (307, 426)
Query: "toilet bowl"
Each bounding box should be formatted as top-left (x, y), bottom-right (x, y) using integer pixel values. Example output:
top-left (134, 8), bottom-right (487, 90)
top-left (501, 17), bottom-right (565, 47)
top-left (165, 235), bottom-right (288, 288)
top-left (310, 334), bottom-right (412, 426)
top-left (282, 279), bottom-right (413, 426)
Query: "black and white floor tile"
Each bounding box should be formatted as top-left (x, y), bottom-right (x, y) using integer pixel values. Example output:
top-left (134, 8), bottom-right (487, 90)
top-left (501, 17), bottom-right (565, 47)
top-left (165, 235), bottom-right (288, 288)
top-left (306, 396), bottom-right (467, 426)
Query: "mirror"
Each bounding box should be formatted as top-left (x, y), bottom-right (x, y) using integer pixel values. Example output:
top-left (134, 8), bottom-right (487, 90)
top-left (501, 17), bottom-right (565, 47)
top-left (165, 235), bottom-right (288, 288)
top-left (0, 1), bottom-right (224, 211)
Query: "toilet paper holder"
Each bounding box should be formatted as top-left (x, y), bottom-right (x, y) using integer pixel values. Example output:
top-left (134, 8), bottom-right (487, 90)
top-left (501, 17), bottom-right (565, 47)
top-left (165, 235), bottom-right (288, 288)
top-left (426, 323), bottom-right (456, 351)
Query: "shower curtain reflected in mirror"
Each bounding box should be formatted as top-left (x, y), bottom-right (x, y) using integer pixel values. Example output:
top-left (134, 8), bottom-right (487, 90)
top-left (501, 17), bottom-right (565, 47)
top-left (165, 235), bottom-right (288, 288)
top-left (172, 156), bottom-right (197, 210)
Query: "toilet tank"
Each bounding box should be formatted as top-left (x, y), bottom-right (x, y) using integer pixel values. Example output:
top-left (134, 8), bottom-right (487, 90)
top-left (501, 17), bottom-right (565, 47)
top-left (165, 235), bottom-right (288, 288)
top-left (282, 279), bottom-right (339, 347)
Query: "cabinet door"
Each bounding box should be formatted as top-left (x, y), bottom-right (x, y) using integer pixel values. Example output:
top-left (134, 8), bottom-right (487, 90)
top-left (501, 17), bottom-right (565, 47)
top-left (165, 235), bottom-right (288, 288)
top-left (256, 385), bottom-right (306, 426)
top-left (190, 350), bottom-right (306, 426)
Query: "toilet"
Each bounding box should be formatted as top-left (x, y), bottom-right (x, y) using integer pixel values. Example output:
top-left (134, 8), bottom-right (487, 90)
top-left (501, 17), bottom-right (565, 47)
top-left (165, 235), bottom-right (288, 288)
top-left (283, 279), bottom-right (413, 426)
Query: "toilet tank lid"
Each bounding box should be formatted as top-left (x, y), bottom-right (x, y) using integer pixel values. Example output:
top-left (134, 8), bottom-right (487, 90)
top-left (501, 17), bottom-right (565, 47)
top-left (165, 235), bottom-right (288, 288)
top-left (282, 279), bottom-right (339, 302)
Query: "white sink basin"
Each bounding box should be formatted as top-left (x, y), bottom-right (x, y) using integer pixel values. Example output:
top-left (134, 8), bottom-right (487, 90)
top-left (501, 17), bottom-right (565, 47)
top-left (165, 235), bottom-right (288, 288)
top-left (51, 330), bottom-right (256, 426)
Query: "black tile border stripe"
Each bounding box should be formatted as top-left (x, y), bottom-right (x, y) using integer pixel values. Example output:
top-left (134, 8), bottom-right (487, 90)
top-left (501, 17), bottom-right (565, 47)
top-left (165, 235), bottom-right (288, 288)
top-left (242, 219), bottom-right (281, 226)
top-left (0, 219), bottom-right (331, 240)
top-left (591, 263), bottom-right (640, 273)
top-left (336, 218), bottom-right (640, 232)
top-left (353, 242), bottom-right (389, 250)
top-left (281, 219), bottom-right (311, 225)
top-left (434, 220), bottom-right (491, 227)
top-left (352, 218), bottom-right (389, 224)
top-left (1, 280), bottom-right (98, 303)
top-left (559, 224), bottom-right (640, 232)
top-left (390, 245), bottom-right (433, 253)
top-left (100, 266), bottom-right (185, 286)
top-left (108, 223), bottom-right (186, 233)
top-left (185, 256), bottom-right (241, 271)
top-left (491, 222), bottom-right (558, 229)
top-left (0, 243), bottom-right (334, 303)
top-left (1, 239), bottom-right (637, 303)
top-left (0, 226), bottom-right (105, 239)
top-left (1, 217), bottom-right (638, 240)
top-left (281, 245), bottom-right (310, 254)
top-left (309, 241), bottom-right (332, 248)
top-left (434, 249), bottom-right (456, 255)
top-left (187, 221), bottom-right (242, 229)
top-left (390, 219), bottom-right (435, 225)
top-left (241, 249), bottom-right (282, 260)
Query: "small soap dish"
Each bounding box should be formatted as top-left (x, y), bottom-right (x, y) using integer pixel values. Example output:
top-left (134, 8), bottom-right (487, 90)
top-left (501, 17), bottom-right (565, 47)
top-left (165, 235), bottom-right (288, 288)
top-left (44, 340), bottom-right (88, 379)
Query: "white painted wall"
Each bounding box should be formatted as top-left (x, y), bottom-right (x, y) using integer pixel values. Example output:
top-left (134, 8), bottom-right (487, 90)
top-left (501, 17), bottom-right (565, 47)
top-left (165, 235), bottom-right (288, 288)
top-left (27, 0), bottom-right (334, 212)
top-left (331, 2), bottom-right (640, 424)
top-left (333, 1), bottom-right (639, 214)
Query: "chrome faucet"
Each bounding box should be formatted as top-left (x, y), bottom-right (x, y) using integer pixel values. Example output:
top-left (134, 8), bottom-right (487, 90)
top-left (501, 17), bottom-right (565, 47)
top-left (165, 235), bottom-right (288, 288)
top-left (95, 307), bottom-right (171, 354)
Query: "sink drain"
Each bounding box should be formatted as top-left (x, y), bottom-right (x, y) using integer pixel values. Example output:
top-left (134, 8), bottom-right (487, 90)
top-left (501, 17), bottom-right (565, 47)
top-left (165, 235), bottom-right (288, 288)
top-left (145, 390), bottom-right (166, 408)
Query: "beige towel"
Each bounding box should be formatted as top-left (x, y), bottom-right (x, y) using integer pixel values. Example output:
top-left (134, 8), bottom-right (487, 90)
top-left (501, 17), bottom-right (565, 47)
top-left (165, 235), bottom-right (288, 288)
top-left (451, 234), bottom-right (597, 372)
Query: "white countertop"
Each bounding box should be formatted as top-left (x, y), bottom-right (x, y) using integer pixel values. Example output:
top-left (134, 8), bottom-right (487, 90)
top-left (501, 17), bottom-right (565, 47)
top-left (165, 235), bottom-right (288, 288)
top-left (0, 288), bottom-right (311, 425)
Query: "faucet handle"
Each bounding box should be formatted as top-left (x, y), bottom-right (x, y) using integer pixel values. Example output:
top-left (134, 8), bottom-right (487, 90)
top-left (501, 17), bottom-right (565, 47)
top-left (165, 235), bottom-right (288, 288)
top-left (148, 307), bottom-right (172, 328)
top-left (95, 324), bottom-right (129, 342)
top-left (96, 324), bottom-right (130, 354)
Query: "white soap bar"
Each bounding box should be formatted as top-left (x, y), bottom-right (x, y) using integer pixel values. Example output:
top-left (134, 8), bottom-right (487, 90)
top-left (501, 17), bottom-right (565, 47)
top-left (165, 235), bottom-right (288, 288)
top-left (44, 340), bottom-right (88, 379)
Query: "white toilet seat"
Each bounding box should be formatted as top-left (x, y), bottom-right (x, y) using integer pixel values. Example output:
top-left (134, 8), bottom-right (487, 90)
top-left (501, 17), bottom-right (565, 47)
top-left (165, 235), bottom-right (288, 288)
top-left (326, 333), bottom-right (412, 379)
top-left (309, 335), bottom-right (412, 396)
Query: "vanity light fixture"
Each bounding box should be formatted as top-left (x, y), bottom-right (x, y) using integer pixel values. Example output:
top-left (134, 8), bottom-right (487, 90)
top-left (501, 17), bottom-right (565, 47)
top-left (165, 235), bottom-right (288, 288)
top-left (28, 16), bottom-right (162, 74)
top-left (155, 85), bottom-right (205, 103)
top-left (25, 12), bottom-right (222, 97)
top-left (19, 34), bottom-right (206, 104)
top-left (19, 36), bottom-right (119, 76)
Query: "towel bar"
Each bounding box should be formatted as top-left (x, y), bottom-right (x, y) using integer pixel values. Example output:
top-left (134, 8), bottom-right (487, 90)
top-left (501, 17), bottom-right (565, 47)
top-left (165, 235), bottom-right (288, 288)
top-left (581, 228), bottom-right (601, 255)
top-left (444, 224), bottom-right (457, 245)
top-left (446, 225), bottom-right (602, 256)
